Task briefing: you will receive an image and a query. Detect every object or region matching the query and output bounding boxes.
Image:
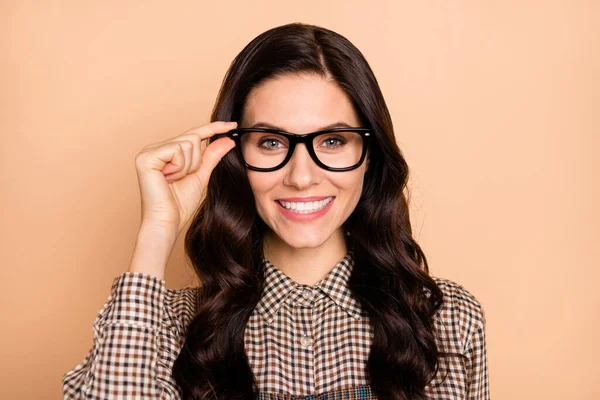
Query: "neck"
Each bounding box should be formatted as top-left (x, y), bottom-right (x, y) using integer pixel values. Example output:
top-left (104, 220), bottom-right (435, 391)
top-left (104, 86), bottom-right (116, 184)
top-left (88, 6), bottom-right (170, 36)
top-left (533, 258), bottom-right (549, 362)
top-left (263, 229), bottom-right (348, 286)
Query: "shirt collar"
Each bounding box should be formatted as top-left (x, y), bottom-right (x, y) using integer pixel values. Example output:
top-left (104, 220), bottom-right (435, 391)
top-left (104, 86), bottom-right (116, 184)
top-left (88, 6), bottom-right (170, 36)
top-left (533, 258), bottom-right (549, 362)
top-left (254, 250), bottom-right (363, 324)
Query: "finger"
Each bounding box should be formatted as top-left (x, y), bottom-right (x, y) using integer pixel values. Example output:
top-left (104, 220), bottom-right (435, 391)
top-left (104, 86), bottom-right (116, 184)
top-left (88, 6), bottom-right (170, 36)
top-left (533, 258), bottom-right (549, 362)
top-left (163, 140), bottom-right (193, 179)
top-left (143, 121), bottom-right (237, 152)
top-left (137, 142), bottom-right (186, 177)
top-left (193, 137), bottom-right (236, 187)
top-left (184, 120), bottom-right (238, 141)
top-left (172, 124), bottom-right (232, 175)
top-left (177, 133), bottom-right (203, 175)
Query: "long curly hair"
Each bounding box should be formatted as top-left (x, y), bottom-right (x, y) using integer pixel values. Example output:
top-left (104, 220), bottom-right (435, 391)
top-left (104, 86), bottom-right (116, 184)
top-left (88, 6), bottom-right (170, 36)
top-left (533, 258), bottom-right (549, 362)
top-left (172, 22), bottom-right (449, 399)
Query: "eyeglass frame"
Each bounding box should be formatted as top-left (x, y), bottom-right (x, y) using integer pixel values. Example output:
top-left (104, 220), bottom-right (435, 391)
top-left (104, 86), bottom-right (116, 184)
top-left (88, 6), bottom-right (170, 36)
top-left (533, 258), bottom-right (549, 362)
top-left (218, 127), bottom-right (372, 172)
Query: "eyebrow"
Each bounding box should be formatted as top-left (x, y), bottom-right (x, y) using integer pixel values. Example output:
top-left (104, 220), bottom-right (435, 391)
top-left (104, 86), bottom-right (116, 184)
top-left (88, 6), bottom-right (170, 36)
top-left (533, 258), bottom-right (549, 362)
top-left (248, 121), bottom-right (354, 131)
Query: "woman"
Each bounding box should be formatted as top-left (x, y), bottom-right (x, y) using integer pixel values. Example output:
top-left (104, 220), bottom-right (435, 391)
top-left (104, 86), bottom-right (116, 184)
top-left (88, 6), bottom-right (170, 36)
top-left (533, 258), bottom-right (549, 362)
top-left (62, 22), bottom-right (488, 399)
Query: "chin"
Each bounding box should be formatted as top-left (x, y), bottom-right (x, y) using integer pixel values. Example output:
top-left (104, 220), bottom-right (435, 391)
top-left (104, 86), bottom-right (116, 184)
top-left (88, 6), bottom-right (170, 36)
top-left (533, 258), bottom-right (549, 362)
top-left (278, 229), bottom-right (330, 249)
top-left (288, 238), bottom-right (326, 249)
top-left (264, 222), bottom-right (335, 248)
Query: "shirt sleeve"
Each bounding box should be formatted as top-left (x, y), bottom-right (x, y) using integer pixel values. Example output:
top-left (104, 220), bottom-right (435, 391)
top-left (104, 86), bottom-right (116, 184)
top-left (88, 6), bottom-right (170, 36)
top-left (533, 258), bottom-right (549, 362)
top-left (428, 277), bottom-right (490, 399)
top-left (61, 272), bottom-right (198, 399)
top-left (464, 298), bottom-right (490, 400)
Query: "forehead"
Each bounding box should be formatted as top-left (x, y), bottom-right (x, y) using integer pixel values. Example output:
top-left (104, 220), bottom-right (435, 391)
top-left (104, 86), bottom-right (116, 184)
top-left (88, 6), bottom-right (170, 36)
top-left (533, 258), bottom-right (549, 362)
top-left (241, 73), bottom-right (360, 133)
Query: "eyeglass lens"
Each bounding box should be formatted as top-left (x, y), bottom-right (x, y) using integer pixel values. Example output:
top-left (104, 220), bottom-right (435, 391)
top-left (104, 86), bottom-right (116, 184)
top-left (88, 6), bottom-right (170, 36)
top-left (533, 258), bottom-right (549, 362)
top-left (239, 131), bottom-right (364, 169)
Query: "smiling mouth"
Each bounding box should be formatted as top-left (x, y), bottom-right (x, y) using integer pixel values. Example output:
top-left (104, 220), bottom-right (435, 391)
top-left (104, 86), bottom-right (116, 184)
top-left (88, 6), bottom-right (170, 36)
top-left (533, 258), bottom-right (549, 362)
top-left (276, 196), bottom-right (334, 213)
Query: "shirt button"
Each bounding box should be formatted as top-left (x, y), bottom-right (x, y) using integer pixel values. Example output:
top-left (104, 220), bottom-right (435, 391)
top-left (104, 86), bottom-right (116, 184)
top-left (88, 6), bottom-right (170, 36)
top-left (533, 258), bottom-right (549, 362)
top-left (299, 334), bottom-right (313, 348)
top-left (301, 288), bottom-right (314, 300)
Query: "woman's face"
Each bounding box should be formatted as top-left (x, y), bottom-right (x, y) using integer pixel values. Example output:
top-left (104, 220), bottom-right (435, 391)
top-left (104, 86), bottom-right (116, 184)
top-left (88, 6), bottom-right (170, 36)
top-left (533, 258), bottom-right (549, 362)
top-left (240, 73), bottom-right (368, 249)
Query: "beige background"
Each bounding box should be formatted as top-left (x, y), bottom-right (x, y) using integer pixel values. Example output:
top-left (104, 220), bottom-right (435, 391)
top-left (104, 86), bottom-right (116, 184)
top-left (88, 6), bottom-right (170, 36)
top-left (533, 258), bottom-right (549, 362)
top-left (1, 1), bottom-right (598, 399)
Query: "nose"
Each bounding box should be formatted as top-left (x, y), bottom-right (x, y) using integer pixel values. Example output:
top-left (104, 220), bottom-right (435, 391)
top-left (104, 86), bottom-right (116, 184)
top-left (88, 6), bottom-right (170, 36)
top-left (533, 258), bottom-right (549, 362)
top-left (282, 143), bottom-right (322, 190)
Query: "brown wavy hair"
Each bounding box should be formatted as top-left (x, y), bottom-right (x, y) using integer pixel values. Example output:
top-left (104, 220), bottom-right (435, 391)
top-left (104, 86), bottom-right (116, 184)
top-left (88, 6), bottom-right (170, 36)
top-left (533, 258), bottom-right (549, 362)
top-left (172, 22), bottom-right (450, 399)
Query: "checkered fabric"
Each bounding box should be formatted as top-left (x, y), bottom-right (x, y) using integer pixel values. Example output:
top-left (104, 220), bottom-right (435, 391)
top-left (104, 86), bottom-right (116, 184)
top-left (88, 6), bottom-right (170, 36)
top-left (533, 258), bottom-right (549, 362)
top-left (247, 252), bottom-right (371, 395)
top-left (256, 384), bottom-right (375, 399)
top-left (62, 251), bottom-right (489, 399)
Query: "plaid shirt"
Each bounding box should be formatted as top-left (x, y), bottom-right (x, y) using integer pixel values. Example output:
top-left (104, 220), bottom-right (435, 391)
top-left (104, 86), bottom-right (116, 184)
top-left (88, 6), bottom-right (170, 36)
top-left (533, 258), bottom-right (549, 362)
top-left (62, 251), bottom-right (489, 399)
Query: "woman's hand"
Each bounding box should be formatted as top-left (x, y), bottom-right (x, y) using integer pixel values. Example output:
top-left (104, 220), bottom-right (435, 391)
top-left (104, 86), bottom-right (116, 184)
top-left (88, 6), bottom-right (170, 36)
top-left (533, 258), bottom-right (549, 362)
top-left (134, 120), bottom-right (238, 238)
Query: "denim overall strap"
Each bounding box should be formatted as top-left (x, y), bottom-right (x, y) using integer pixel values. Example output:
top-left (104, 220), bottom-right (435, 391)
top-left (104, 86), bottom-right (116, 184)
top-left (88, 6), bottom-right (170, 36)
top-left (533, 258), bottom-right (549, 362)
top-left (256, 384), bottom-right (377, 400)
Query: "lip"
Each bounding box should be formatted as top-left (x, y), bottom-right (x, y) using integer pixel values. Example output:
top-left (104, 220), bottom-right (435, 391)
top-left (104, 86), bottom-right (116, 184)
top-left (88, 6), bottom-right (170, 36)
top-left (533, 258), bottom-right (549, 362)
top-left (275, 197), bottom-right (335, 222)
top-left (277, 196), bottom-right (334, 202)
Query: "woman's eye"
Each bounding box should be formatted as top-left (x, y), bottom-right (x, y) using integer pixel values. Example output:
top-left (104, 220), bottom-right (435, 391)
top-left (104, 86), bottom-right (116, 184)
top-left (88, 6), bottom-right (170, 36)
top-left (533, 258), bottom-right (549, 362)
top-left (259, 138), bottom-right (285, 149)
top-left (320, 136), bottom-right (345, 148)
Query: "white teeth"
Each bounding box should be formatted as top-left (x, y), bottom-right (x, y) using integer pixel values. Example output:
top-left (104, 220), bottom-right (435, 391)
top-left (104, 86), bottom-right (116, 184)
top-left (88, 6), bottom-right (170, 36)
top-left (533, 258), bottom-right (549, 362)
top-left (277, 197), bottom-right (333, 214)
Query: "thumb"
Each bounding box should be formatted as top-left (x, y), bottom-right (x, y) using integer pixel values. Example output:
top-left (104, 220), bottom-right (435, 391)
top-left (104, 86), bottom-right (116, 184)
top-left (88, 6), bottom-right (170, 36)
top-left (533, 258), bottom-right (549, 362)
top-left (194, 137), bottom-right (237, 186)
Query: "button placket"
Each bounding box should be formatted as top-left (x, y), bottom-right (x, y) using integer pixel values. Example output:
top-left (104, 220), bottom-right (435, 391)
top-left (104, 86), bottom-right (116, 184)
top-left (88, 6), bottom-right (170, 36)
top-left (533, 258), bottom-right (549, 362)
top-left (297, 288), bottom-right (315, 349)
top-left (301, 288), bottom-right (314, 301)
top-left (299, 334), bottom-right (313, 348)
top-left (293, 284), bottom-right (316, 391)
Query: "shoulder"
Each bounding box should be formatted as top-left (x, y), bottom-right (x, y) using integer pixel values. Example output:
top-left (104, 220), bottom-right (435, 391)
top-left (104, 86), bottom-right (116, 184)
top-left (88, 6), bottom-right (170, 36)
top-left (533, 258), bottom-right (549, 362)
top-left (429, 275), bottom-right (486, 352)
top-left (431, 276), bottom-right (486, 323)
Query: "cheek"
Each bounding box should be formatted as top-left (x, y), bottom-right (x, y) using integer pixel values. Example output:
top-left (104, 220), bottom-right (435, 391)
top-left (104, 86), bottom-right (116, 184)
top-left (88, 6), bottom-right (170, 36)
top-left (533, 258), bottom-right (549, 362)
top-left (346, 178), bottom-right (365, 207)
top-left (247, 171), bottom-right (281, 206)
top-left (329, 170), bottom-right (366, 199)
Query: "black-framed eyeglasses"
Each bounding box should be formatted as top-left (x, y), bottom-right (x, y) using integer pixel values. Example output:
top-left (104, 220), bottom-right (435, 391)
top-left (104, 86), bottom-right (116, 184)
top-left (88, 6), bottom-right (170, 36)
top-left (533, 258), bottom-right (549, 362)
top-left (219, 127), bottom-right (372, 172)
